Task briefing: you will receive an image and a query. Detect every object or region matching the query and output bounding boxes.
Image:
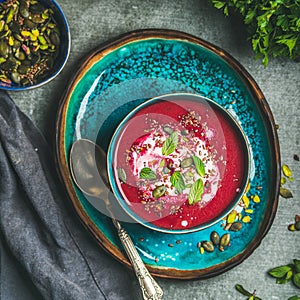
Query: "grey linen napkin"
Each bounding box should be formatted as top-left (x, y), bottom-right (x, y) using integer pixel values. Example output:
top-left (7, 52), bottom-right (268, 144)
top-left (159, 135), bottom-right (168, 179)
top-left (0, 91), bottom-right (135, 300)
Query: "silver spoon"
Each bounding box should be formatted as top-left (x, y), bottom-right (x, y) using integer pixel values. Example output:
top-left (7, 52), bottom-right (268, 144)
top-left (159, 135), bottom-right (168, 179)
top-left (69, 139), bottom-right (163, 300)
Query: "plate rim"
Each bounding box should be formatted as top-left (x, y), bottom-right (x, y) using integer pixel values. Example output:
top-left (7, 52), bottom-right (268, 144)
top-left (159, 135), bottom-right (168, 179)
top-left (55, 28), bottom-right (280, 279)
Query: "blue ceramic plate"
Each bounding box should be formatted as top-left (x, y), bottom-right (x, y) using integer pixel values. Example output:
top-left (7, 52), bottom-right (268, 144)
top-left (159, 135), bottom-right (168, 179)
top-left (56, 29), bottom-right (280, 279)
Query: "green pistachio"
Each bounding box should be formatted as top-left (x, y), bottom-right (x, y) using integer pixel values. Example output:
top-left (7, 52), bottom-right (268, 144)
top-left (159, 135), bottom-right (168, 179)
top-left (152, 185), bottom-right (166, 198)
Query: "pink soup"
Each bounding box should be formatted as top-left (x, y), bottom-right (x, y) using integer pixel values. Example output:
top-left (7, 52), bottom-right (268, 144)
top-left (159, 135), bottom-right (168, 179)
top-left (112, 98), bottom-right (248, 231)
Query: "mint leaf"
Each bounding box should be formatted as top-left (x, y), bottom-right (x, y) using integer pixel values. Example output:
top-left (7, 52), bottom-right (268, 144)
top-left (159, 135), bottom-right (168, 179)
top-left (288, 296), bottom-right (300, 300)
top-left (235, 284), bottom-right (252, 297)
top-left (210, 0), bottom-right (300, 65)
top-left (293, 273), bottom-right (300, 289)
top-left (268, 265), bottom-right (292, 278)
top-left (286, 270), bottom-right (294, 280)
top-left (188, 178), bottom-right (204, 205)
top-left (276, 37), bottom-right (297, 55)
top-left (294, 259), bottom-right (300, 273)
top-left (235, 284), bottom-right (261, 299)
top-left (162, 131), bottom-right (178, 156)
top-left (170, 171), bottom-right (185, 194)
top-left (212, 0), bottom-right (225, 10)
top-left (192, 156), bottom-right (205, 177)
top-left (245, 9), bottom-right (256, 25)
top-left (276, 277), bottom-right (290, 285)
top-left (140, 167), bottom-right (157, 180)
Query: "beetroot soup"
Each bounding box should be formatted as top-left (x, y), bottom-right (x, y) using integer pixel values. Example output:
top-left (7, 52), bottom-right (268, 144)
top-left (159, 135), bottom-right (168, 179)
top-left (109, 95), bottom-right (249, 232)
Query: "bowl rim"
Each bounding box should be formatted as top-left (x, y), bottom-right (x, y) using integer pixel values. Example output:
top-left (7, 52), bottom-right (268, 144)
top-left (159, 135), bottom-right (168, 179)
top-left (107, 92), bottom-right (251, 234)
top-left (0, 0), bottom-right (71, 91)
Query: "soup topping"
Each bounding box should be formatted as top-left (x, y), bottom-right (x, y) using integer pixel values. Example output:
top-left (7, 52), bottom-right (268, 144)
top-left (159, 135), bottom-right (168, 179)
top-left (123, 110), bottom-right (223, 221)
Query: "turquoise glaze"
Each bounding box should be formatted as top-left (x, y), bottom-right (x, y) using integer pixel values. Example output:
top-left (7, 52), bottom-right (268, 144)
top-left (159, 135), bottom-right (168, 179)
top-left (62, 35), bottom-right (276, 275)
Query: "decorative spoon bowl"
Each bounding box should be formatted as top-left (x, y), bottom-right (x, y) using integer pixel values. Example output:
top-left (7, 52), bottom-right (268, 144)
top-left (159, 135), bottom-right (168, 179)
top-left (69, 139), bottom-right (163, 300)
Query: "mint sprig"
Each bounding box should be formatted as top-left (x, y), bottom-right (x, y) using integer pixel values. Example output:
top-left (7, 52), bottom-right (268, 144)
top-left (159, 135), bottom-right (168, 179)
top-left (288, 296), bottom-right (300, 300)
top-left (139, 167), bottom-right (157, 180)
top-left (188, 178), bottom-right (204, 205)
top-left (211, 0), bottom-right (300, 66)
top-left (268, 265), bottom-right (292, 278)
top-left (237, 260), bottom-right (300, 299)
top-left (162, 131), bottom-right (178, 156)
top-left (170, 171), bottom-right (185, 194)
top-left (192, 155), bottom-right (205, 177)
top-left (268, 260), bottom-right (300, 288)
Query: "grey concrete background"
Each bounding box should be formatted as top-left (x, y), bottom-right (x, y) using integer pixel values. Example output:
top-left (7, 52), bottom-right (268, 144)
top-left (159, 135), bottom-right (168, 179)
top-left (3, 0), bottom-right (300, 299)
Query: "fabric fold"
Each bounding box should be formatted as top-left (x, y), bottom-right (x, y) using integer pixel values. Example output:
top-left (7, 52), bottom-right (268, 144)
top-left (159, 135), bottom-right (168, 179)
top-left (0, 91), bottom-right (134, 300)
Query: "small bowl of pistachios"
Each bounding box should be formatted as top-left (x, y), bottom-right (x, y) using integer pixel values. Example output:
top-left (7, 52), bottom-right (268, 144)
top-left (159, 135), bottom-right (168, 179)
top-left (0, 0), bottom-right (70, 90)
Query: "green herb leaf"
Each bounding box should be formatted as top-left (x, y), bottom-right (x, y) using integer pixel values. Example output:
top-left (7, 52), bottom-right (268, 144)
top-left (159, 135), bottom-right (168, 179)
top-left (286, 270), bottom-right (294, 280)
top-left (294, 259), bottom-right (300, 273)
top-left (235, 284), bottom-right (252, 297)
top-left (212, 0), bottom-right (225, 10)
top-left (268, 265), bottom-right (292, 278)
top-left (288, 296), bottom-right (300, 300)
top-left (140, 167), bottom-right (157, 180)
top-left (210, 0), bottom-right (300, 66)
top-left (293, 273), bottom-right (300, 289)
top-left (276, 37), bottom-right (297, 55)
top-left (170, 171), bottom-right (185, 194)
top-left (188, 178), bottom-right (204, 205)
top-left (245, 9), bottom-right (256, 25)
top-left (192, 156), bottom-right (205, 177)
top-left (162, 131), bottom-right (178, 156)
top-left (276, 277), bottom-right (290, 285)
top-left (223, 5), bottom-right (228, 16)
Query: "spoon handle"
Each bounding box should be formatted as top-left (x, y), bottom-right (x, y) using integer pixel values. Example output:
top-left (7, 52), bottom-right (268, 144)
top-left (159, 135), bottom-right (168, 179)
top-left (112, 219), bottom-right (163, 300)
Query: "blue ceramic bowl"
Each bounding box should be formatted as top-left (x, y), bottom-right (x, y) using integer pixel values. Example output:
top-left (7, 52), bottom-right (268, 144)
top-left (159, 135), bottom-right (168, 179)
top-left (0, 0), bottom-right (70, 91)
top-left (107, 93), bottom-right (251, 234)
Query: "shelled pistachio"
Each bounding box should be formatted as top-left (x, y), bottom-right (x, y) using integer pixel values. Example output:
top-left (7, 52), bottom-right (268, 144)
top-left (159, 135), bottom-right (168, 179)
top-left (0, 0), bottom-right (61, 86)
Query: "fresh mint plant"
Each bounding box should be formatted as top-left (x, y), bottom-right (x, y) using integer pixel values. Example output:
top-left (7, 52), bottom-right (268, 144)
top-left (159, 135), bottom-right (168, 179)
top-left (211, 0), bottom-right (300, 66)
top-left (192, 155), bottom-right (205, 177)
top-left (268, 259), bottom-right (300, 288)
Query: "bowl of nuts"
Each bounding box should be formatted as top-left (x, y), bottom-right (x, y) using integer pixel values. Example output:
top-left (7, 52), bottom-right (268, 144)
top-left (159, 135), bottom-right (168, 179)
top-left (0, 0), bottom-right (70, 90)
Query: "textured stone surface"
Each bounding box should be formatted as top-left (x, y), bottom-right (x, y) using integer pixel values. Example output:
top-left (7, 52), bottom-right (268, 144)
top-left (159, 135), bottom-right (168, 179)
top-left (3, 0), bottom-right (300, 299)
